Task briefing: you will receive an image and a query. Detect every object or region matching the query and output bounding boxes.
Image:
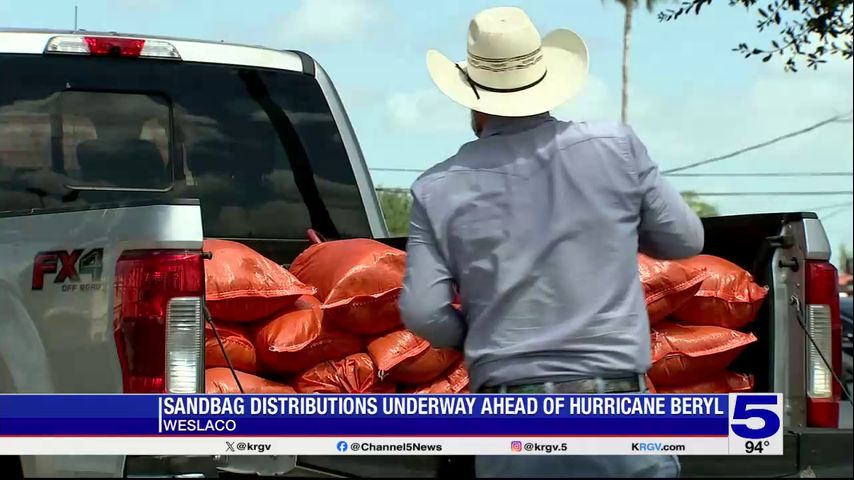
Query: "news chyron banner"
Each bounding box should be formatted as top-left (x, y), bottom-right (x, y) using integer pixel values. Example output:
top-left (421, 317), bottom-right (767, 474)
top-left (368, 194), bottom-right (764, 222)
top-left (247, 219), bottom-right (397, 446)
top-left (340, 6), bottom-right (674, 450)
top-left (0, 394), bottom-right (782, 456)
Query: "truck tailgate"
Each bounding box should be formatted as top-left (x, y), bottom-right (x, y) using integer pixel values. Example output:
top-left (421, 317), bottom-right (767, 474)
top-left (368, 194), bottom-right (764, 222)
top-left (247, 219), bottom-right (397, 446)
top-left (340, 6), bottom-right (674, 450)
top-left (1, 201), bottom-right (203, 477)
top-left (0, 201), bottom-right (203, 395)
top-left (1, 200), bottom-right (298, 477)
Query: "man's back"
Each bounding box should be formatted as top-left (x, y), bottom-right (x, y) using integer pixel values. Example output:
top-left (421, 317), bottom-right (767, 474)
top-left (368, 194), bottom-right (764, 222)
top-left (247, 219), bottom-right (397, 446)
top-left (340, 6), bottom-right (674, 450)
top-left (408, 113), bottom-right (704, 391)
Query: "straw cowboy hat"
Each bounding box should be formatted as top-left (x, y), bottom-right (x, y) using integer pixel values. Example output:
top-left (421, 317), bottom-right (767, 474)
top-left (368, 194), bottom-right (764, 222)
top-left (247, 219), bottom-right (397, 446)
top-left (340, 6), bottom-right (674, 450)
top-left (427, 7), bottom-right (588, 117)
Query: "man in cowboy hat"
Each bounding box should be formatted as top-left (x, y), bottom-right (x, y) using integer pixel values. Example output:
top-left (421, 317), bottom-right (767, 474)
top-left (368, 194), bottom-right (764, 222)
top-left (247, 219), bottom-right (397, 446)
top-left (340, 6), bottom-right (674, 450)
top-left (400, 6), bottom-right (703, 478)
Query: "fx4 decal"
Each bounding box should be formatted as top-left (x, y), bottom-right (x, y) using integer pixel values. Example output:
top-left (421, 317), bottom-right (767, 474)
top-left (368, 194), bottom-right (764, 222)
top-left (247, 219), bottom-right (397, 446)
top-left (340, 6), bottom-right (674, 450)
top-left (32, 248), bottom-right (104, 291)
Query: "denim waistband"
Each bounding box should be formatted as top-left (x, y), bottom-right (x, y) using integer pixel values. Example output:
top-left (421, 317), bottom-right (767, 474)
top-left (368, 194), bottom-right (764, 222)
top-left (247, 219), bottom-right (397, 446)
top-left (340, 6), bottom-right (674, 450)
top-left (479, 375), bottom-right (645, 394)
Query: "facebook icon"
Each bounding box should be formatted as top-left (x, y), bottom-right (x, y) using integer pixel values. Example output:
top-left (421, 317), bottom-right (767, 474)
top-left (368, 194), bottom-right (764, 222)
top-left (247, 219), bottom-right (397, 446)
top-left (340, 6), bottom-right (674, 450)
top-left (336, 441), bottom-right (348, 452)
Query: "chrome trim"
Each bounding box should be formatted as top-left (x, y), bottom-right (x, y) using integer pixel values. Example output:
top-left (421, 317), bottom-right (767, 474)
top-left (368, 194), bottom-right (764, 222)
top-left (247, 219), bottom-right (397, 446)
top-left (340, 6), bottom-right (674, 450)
top-left (803, 218), bottom-right (832, 261)
top-left (772, 222), bottom-right (808, 427)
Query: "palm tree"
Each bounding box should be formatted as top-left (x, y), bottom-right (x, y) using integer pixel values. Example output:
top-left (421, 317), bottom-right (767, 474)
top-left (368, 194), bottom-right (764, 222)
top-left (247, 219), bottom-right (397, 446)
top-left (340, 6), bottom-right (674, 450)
top-left (610, 0), bottom-right (660, 123)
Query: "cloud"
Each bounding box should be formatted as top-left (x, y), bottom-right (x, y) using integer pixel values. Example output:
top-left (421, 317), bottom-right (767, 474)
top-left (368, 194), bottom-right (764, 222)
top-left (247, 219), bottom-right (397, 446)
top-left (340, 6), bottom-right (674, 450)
top-left (279, 0), bottom-right (387, 44)
top-left (384, 74), bottom-right (619, 135)
top-left (619, 58), bottom-right (854, 255)
top-left (118, 0), bottom-right (166, 9)
top-left (555, 75), bottom-right (619, 121)
top-left (376, 60), bottom-right (852, 252)
top-left (337, 85), bottom-right (387, 110)
top-left (382, 62), bottom-right (852, 170)
top-left (630, 59), bottom-right (853, 172)
top-left (385, 88), bottom-right (469, 134)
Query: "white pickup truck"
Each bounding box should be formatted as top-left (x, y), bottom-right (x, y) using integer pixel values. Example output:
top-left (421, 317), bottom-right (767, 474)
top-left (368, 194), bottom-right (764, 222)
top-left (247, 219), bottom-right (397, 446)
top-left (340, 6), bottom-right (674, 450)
top-left (1, 29), bottom-right (851, 478)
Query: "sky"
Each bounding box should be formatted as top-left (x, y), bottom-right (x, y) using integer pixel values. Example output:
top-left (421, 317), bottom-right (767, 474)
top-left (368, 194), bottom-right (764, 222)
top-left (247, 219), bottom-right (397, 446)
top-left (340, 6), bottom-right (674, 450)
top-left (3, 0), bottom-right (852, 264)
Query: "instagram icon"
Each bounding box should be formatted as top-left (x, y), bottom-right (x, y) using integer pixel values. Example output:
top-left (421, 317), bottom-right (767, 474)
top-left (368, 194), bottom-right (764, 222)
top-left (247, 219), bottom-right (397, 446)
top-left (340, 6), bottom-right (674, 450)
top-left (511, 441), bottom-right (523, 452)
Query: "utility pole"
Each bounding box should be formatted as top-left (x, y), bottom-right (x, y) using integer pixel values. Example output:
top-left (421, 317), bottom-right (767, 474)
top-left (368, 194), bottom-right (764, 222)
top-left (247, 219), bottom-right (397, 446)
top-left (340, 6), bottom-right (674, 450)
top-left (74, 5), bottom-right (78, 30)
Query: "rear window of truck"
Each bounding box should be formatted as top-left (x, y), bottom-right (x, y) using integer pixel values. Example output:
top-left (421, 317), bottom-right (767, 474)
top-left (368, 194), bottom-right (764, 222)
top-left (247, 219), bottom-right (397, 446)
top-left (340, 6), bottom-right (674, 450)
top-left (0, 53), bottom-right (371, 239)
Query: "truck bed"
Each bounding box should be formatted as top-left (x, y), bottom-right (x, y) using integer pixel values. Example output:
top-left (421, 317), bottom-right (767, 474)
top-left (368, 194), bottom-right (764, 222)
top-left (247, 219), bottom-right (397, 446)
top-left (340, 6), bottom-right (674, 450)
top-left (240, 212), bottom-right (853, 478)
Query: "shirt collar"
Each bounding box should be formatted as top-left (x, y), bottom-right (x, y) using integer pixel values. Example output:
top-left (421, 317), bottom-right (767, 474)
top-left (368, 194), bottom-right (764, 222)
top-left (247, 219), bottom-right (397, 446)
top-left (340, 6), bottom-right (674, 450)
top-left (480, 113), bottom-right (556, 138)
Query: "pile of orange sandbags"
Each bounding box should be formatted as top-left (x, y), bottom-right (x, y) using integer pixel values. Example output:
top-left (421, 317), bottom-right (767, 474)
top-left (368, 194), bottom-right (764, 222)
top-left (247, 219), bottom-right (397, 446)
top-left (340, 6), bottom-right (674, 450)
top-left (642, 254), bottom-right (767, 394)
top-left (202, 238), bottom-right (469, 395)
top-left (201, 238), bottom-right (764, 397)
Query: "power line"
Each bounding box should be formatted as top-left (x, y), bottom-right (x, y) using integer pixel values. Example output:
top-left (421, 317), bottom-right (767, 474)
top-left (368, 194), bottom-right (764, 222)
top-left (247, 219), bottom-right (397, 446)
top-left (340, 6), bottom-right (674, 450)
top-left (370, 112), bottom-right (852, 177)
top-left (662, 111), bottom-right (853, 174)
top-left (820, 206), bottom-right (852, 221)
top-left (666, 172), bottom-right (853, 178)
top-left (372, 113), bottom-right (852, 177)
top-left (804, 201), bottom-right (854, 211)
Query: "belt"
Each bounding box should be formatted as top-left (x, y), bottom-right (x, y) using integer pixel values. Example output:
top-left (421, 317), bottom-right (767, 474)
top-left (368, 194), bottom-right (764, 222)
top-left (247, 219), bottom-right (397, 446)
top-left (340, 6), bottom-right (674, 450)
top-left (479, 376), bottom-right (641, 394)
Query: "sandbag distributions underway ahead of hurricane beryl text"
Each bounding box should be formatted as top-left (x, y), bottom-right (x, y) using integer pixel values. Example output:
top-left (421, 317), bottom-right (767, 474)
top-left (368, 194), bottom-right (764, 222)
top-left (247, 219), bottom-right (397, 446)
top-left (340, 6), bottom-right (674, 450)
top-left (0, 393), bottom-right (783, 456)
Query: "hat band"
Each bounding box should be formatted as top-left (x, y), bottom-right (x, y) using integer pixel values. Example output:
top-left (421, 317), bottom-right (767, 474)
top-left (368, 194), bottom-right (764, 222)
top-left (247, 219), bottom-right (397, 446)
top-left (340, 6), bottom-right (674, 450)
top-left (468, 47), bottom-right (544, 73)
top-left (456, 64), bottom-right (548, 100)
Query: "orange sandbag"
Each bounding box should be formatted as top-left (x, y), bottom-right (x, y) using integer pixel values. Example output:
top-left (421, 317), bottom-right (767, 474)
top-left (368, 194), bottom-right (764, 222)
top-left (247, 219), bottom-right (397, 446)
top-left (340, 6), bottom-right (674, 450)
top-left (205, 368), bottom-right (295, 394)
top-left (205, 322), bottom-right (257, 373)
top-left (367, 330), bottom-right (430, 377)
top-left (255, 295), bottom-right (324, 373)
top-left (204, 239), bottom-right (316, 322)
top-left (648, 322), bottom-right (757, 387)
top-left (406, 360), bottom-right (469, 394)
top-left (289, 239), bottom-right (406, 335)
top-left (259, 322), bottom-right (363, 375)
top-left (656, 372), bottom-right (754, 394)
top-left (295, 353), bottom-right (397, 394)
top-left (673, 255), bottom-right (768, 330)
top-left (638, 254), bottom-right (708, 324)
top-left (390, 348), bottom-right (463, 385)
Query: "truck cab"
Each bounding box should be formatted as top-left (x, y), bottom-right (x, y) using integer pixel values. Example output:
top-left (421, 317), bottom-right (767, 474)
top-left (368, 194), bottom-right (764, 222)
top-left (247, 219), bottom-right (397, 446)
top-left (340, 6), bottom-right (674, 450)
top-left (1, 29), bottom-right (851, 478)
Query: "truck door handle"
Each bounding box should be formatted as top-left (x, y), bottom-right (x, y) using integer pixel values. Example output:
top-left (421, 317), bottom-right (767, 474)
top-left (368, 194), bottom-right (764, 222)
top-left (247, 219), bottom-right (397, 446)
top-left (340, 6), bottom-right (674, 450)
top-left (778, 257), bottom-right (800, 272)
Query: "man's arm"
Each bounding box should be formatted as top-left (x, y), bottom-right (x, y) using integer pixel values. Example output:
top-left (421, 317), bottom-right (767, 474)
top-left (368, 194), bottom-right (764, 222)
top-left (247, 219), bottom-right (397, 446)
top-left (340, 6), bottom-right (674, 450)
top-left (628, 127), bottom-right (705, 259)
top-left (399, 193), bottom-right (466, 349)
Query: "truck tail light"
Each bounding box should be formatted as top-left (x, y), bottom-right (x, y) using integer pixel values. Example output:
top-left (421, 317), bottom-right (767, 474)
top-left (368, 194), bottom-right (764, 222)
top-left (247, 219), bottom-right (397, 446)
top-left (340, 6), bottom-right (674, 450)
top-left (804, 260), bottom-right (841, 427)
top-left (45, 35), bottom-right (181, 59)
top-left (114, 250), bottom-right (204, 393)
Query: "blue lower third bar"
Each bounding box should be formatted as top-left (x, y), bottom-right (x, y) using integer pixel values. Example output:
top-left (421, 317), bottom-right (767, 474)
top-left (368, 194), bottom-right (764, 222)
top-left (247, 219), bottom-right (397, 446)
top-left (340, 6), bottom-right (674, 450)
top-left (0, 394), bottom-right (729, 437)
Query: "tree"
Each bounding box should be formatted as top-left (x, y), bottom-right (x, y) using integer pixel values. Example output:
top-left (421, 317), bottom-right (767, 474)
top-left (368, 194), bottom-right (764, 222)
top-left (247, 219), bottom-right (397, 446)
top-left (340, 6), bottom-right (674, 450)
top-left (840, 243), bottom-right (852, 272)
top-left (377, 189), bottom-right (718, 232)
top-left (376, 189), bottom-right (413, 236)
top-left (659, 0), bottom-right (853, 71)
top-left (610, 0), bottom-right (663, 123)
top-left (681, 191), bottom-right (720, 217)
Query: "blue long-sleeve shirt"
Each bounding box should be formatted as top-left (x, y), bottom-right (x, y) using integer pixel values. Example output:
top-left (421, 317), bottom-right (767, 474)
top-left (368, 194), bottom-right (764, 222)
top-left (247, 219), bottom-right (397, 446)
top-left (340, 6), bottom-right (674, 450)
top-left (399, 114), bottom-right (704, 391)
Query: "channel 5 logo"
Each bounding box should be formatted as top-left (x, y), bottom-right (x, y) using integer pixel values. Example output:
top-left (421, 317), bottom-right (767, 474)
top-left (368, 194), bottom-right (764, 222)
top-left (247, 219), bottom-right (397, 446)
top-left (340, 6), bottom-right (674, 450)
top-left (729, 394), bottom-right (782, 439)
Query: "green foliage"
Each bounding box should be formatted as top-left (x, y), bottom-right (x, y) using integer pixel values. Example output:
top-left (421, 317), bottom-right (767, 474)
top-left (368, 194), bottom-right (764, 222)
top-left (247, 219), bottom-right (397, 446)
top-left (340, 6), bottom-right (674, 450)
top-left (659, 0), bottom-right (853, 71)
top-left (375, 189), bottom-right (719, 237)
top-left (681, 191), bottom-right (720, 217)
top-left (377, 189), bottom-right (413, 236)
top-left (840, 243), bottom-right (852, 272)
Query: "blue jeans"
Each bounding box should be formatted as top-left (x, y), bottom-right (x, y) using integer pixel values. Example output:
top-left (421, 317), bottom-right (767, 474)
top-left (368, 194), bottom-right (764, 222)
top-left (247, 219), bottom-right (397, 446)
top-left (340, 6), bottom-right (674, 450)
top-left (476, 376), bottom-right (680, 478)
